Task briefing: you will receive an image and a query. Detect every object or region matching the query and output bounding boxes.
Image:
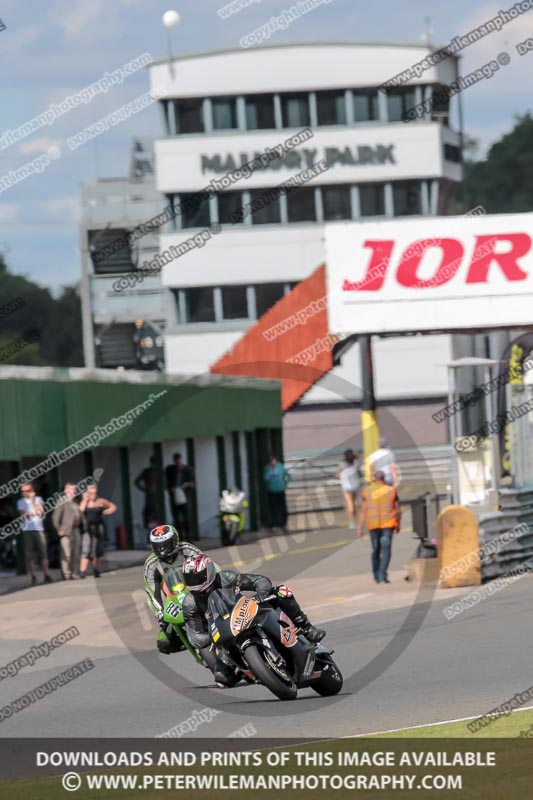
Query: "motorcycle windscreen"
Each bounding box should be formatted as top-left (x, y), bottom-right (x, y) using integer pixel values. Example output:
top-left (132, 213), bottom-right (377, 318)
top-left (163, 567), bottom-right (185, 595)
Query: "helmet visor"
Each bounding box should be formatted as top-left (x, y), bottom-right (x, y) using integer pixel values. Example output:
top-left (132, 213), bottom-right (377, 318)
top-left (184, 562), bottom-right (216, 593)
top-left (152, 537), bottom-right (176, 561)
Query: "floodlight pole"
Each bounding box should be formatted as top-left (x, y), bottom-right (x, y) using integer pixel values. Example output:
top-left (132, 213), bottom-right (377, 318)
top-left (447, 365), bottom-right (460, 504)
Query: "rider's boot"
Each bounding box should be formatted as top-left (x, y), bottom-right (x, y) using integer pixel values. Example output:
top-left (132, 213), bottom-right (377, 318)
top-left (157, 627), bottom-right (185, 655)
top-left (296, 617), bottom-right (326, 643)
top-left (278, 591), bottom-right (326, 643)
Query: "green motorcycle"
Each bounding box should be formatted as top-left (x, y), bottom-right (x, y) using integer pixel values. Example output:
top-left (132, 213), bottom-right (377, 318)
top-left (161, 567), bottom-right (217, 674)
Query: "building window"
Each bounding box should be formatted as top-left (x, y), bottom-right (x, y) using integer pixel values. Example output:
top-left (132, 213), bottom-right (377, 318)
top-left (175, 283), bottom-right (298, 324)
top-left (212, 96), bottom-right (238, 130)
top-left (322, 185), bottom-right (352, 220)
top-left (353, 89), bottom-right (379, 122)
top-left (249, 187), bottom-right (282, 224)
top-left (174, 98), bottom-right (204, 133)
top-left (221, 285), bottom-right (249, 320)
top-left (160, 100), bottom-right (171, 134)
top-left (387, 88), bottom-right (417, 122)
top-left (316, 90), bottom-right (346, 125)
top-left (360, 183), bottom-right (385, 216)
top-left (179, 192), bottom-right (211, 228)
top-left (393, 181), bottom-right (422, 216)
top-left (280, 93), bottom-right (311, 128)
top-left (218, 191), bottom-right (245, 225)
top-left (184, 287), bottom-right (216, 323)
top-left (444, 143), bottom-right (461, 163)
top-left (255, 283), bottom-right (286, 317)
top-left (245, 94), bottom-right (276, 129)
top-left (286, 186), bottom-right (317, 222)
top-left (430, 84), bottom-right (450, 123)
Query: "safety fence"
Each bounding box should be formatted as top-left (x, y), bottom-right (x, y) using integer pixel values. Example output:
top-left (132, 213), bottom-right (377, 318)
top-left (285, 445), bottom-right (452, 517)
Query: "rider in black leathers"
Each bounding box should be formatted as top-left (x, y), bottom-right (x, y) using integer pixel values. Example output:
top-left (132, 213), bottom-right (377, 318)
top-left (181, 555), bottom-right (325, 686)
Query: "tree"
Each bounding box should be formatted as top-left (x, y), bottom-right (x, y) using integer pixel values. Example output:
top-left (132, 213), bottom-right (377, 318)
top-left (464, 113), bottom-right (533, 213)
top-left (49, 285), bottom-right (85, 366)
top-left (0, 254), bottom-right (83, 367)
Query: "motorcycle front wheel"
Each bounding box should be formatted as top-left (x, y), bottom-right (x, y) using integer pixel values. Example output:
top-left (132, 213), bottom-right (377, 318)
top-left (228, 519), bottom-right (239, 545)
top-left (244, 645), bottom-right (297, 701)
top-left (311, 659), bottom-right (343, 696)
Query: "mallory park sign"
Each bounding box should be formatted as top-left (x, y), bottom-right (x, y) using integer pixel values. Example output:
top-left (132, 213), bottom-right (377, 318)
top-left (200, 144), bottom-right (396, 174)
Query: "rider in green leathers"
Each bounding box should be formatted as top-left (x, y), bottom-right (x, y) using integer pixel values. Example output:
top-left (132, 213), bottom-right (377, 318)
top-left (143, 524), bottom-right (202, 654)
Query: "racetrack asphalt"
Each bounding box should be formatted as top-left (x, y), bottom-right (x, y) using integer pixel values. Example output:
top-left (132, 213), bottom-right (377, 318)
top-left (1, 525), bottom-right (531, 738)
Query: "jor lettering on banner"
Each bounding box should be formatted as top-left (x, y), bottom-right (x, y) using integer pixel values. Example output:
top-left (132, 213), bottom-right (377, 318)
top-left (325, 212), bottom-right (533, 335)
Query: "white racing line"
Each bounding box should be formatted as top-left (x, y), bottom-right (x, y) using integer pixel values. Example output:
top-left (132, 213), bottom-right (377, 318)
top-left (350, 705), bottom-right (533, 738)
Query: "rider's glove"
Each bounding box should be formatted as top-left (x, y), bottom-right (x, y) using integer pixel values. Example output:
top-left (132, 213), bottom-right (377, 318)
top-left (254, 589), bottom-right (272, 603)
top-left (154, 608), bottom-right (164, 623)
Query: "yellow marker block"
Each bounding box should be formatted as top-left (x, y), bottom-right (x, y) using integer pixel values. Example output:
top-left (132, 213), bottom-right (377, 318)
top-left (436, 505), bottom-right (481, 589)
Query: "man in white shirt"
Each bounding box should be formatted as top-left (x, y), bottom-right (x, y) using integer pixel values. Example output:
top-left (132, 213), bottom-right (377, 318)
top-left (17, 483), bottom-right (53, 586)
top-left (369, 438), bottom-right (399, 487)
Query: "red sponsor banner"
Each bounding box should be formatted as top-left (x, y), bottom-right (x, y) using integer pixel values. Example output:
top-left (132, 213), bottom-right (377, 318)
top-left (326, 213), bottom-right (533, 335)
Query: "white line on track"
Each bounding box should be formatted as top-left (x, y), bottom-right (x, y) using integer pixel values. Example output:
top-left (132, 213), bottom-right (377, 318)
top-left (350, 705), bottom-right (533, 737)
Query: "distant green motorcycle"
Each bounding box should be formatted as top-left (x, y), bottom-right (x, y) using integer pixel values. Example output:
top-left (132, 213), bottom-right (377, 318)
top-left (219, 489), bottom-right (248, 546)
top-left (161, 568), bottom-right (217, 674)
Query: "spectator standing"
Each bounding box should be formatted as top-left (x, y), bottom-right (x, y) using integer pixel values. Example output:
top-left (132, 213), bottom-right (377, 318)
top-left (264, 454), bottom-right (290, 531)
top-left (357, 470), bottom-right (401, 584)
top-left (134, 456), bottom-right (158, 530)
top-left (369, 437), bottom-right (399, 487)
top-left (165, 453), bottom-right (195, 536)
top-left (52, 482), bottom-right (82, 580)
top-left (337, 449), bottom-right (362, 530)
top-left (17, 483), bottom-right (53, 586)
top-left (79, 485), bottom-right (117, 578)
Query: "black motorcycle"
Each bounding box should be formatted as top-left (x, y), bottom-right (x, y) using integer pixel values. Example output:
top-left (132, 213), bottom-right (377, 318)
top-left (207, 587), bottom-right (343, 701)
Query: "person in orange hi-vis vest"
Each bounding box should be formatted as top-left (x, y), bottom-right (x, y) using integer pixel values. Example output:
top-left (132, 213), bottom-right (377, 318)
top-left (357, 469), bottom-right (401, 584)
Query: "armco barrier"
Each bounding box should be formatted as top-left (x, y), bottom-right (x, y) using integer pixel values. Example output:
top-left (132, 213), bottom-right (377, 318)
top-left (285, 445), bottom-right (452, 516)
top-left (478, 488), bottom-right (533, 580)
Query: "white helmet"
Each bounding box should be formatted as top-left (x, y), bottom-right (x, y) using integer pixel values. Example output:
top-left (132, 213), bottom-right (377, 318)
top-left (149, 524), bottom-right (180, 562)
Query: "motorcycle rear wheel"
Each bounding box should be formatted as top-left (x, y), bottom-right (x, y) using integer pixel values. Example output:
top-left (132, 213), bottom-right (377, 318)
top-left (244, 645), bottom-right (297, 701)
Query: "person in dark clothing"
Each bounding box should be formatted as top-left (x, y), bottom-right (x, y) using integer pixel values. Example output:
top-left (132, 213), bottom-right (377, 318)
top-left (165, 453), bottom-right (195, 535)
top-left (79, 485), bottom-right (117, 578)
top-left (181, 554), bottom-right (325, 686)
top-left (134, 456), bottom-right (158, 529)
top-left (263, 454), bottom-right (290, 531)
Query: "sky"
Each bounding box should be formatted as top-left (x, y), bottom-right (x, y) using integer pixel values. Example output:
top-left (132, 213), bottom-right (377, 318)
top-left (0, 0), bottom-right (532, 292)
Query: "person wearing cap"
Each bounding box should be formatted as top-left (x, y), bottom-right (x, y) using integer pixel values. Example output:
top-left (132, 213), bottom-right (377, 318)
top-left (369, 437), bottom-right (399, 487)
top-left (357, 469), bottom-right (401, 584)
